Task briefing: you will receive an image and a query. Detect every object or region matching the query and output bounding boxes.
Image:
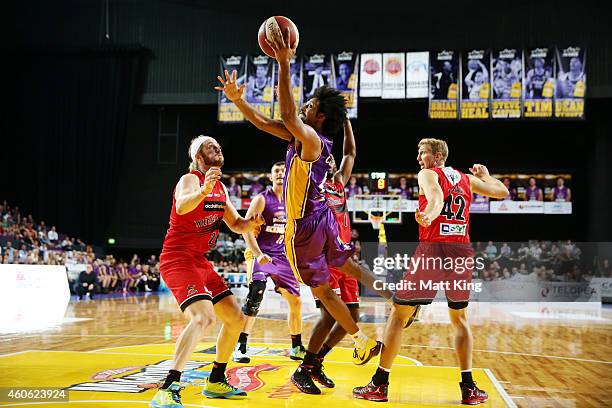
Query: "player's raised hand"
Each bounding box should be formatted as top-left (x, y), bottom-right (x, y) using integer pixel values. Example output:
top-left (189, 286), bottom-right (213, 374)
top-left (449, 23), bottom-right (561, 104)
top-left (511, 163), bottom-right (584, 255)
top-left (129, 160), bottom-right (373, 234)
top-left (469, 164), bottom-right (490, 179)
top-left (265, 27), bottom-right (296, 64)
top-left (214, 69), bottom-right (245, 102)
top-left (415, 208), bottom-right (432, 228)
top-left (200, 167), bottom-right (221, 196)
top-left (257, 253), bottom-right (273, 265)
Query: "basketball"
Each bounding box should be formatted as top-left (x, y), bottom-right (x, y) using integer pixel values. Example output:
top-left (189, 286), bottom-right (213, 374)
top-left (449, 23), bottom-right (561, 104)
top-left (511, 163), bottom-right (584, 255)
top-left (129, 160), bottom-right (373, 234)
top-left (258, 16), bottom-right (299, 58)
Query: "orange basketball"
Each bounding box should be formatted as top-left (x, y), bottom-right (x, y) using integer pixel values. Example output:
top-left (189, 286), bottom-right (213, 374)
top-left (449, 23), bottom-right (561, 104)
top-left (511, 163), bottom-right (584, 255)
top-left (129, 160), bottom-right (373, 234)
top-left (258, 16), bottom-right (299, 58)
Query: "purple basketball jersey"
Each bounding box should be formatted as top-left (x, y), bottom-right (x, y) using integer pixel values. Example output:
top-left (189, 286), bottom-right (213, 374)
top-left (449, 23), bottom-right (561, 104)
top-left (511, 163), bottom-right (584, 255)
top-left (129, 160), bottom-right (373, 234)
top-left (256, 189), bottom-right (286, 257)
top-left (553, 186), bottom-right (569, 201)
top-left (283, 133), bottom-right (333, 220)
top-left (525, 186), bottom-right (542, 201)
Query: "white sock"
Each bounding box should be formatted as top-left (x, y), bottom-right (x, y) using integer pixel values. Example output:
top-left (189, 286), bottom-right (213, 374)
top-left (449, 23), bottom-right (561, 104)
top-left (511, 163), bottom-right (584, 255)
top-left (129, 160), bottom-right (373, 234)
top-left (350, 330), bottom-right (368, 348)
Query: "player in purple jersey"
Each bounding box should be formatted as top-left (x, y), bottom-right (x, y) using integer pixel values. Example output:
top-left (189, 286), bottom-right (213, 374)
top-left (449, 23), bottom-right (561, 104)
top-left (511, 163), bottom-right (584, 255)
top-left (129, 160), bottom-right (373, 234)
top-left (502, 178), bottom-right (518, 201)
top-left (232, 162), bottom-right (306, 363)
top-left (216, 32), bottom-right (388, 396)
top-left (552, 177), bottom-right (571, 201)
top-left (397, 176), bottom-right (412, 198)
top-left (525, 177), bottom-right (543, 201)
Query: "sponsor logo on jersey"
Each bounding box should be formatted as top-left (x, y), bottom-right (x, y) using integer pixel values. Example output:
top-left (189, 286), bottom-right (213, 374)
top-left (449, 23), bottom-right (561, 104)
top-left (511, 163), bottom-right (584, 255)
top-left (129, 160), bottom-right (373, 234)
top-left (440, 223), bottom-right (467, 236)
top-left (195, 214), bottom-right (220, 228)
top-left (203, 201), bottom-right (225, 211)
top-left (442, 167), bottom-right (461, 186)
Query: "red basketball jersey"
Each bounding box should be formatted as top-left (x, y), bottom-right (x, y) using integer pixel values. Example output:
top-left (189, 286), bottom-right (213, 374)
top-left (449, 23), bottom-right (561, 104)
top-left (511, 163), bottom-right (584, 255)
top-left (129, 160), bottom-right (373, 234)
top-left (323, 179), bottom-right (352, 244)
top-left (162, 170), bottom-right (226, 254)
top-left (418, 167), bottom-right (471, 243)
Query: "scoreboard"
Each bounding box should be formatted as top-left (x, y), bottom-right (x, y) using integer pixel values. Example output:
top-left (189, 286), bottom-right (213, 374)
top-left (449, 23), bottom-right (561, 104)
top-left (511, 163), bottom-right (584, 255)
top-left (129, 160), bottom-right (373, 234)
top-left (369, 171), bottom-right (388, 193)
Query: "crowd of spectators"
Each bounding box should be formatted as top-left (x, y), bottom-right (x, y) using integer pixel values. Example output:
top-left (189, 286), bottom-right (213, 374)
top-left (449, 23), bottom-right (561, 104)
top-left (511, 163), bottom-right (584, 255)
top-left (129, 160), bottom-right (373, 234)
top-left (0, 201), bottom-right (162, 298)
top-left (474, 240), bottom-right (611, 281)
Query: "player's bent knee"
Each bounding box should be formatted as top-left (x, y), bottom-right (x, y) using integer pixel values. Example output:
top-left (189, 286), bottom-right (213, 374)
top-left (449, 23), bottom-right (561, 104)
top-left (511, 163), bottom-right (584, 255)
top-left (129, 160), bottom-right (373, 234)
top-left (242, 280), bottom-right (266, 317)
top-left (191, 313), bottom-right (215, 330)
top-left (398, 305), bottom-right (421, 329)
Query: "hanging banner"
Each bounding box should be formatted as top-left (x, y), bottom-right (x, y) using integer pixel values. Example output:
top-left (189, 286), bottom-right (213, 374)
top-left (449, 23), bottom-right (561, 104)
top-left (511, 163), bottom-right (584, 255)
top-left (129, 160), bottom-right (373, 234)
top-left (491, 48), bottom-right (523, 119)
top-left (382, 53), bottom-right (405, 99)
top-left (405, 52), bottom-right (429, 98)
top-left (332, 51), bottom-right (359, 118)
top-left (272, 57), bottom-right (303, 120)
top-left (429, 50), bottom-right (459, 119)
top-left (523, 47), bottom-right (555, 118)
top-left (555, 46), bottom-right (586, 119)
top-left (460, 49), bottom-right (491, 119)
top-left (245, 54), bottom-right (274, 118)
top-left (359, 53), bottom-right (383, 97)
top-left (302, 54), bottom-right (332, 101)
top-left (218, 54), bottom-right (246, 122)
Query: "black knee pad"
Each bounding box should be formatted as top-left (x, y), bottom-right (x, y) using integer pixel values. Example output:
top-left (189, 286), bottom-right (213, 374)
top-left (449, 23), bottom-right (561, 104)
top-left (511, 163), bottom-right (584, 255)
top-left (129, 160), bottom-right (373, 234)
top-left (403, 305), bottom-right (422, 329)
top-left (242, 280), bottom-right (266, 316)
top-left (448, 301), bottom-right (468, 310)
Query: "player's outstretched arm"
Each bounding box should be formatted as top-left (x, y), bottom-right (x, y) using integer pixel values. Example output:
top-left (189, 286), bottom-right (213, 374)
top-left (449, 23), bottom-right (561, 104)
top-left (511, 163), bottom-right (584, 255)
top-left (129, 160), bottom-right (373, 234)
top-left (415, 169), bottom-right (444, 227)
top-left (334, 118), bottom-right (356, 186)
top-left (221, 184), bottom-right (265, 234)
top-left (241, 195), bottom-right (272, 265)
top-left (468, 164), bottom-right (509, 199)
top-left (215, 69), bottom-right (292, 141)
top-left (175, 168), bottom-right (221, 215)
top-left (267, 28), bottom-right (321, 161)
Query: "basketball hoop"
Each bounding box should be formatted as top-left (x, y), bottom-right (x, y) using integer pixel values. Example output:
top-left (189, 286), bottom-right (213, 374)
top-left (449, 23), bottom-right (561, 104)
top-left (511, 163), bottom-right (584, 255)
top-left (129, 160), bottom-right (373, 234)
top-left (367, 209), bottom-right (387, 230)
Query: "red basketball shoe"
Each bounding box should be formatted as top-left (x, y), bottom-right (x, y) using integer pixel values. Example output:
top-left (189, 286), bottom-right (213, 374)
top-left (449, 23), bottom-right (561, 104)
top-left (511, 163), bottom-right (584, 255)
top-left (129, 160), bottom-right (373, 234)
top-left (353, 380), bottom-right (388, 402)
top-left (460, 382), bottom-right (488, 405)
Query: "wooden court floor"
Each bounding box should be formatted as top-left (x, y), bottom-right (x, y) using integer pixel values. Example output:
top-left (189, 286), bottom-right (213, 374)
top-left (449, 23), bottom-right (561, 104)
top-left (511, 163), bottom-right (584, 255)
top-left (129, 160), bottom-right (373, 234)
top-left (1, 293), bottom-right (611, 407)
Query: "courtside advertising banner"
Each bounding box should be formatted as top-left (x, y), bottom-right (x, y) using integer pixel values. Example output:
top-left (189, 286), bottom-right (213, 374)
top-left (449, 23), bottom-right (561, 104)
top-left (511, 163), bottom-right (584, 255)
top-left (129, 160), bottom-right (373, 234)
top-left (429, 50), bottom-right (459, 119)
top-left (460, 49), bottom-right (491, 119)
top-left (382, 53), bottom-right (406, 99)
top-left (333, 51), bottom-right (359, 118)
top-left (245, 54), bottom-right (274, 118)
top-left (491, 48), bottom-right (523, 119)
top-left (272, 56), bottom-right (302, 120)
top-left (359, 53), bottom-right (383, 97)
top-left (218, 54), bottom-right (246, 122)
top-left (523, 47), bottom-right (555, 118)
top-left (554, 46), bottom-right (586, 118)
top-left (302, 54), bottom-right (332, 102)
top-left (405, 52), bottom-right (429, 98)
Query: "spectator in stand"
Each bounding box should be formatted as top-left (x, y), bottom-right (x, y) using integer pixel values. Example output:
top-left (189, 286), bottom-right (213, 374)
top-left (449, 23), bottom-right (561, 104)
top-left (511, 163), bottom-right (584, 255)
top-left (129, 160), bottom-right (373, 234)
top-left (485, 241), bottom-right (498, 259)
top-left (18, 244), bottom-right (28, 263)
top-left (76, 264), bottom-right (98, 300)
top-left (4, 242), bottom-right (15, 263)
top-left (396, 176), bottom-right (412, 198)
top-left (499, 243), bottom-right (512, 258)
top-left (345, 176), bottom-right (363, 198)
top-left (525, 177), bottom-right (543, 201)
top-left (552, 177), bottom-right (571, 202)
top-left (249, 178), bottom-right (264, 197)
top-left (148, 254), bottom-right (157, 266)
top-left (47, 226), bottom-right (59, 244)
top-left (228, 176), bottom-right (242, 198)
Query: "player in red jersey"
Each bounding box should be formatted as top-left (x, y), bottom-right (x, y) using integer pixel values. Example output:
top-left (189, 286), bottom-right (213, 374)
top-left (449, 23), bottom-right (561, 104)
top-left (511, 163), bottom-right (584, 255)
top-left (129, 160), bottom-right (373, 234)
top-left (309, 118), bottom-right (361, 388)
top-left (353, 138), bottom-right (509, 405)
top-left (151, 135), bottom-right (263, 408)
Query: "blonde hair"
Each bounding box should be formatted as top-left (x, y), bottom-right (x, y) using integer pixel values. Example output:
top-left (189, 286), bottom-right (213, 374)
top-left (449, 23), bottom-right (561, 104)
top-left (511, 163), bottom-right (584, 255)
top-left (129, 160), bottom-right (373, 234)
top-left (418, 138), bottom-right (449, 163)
